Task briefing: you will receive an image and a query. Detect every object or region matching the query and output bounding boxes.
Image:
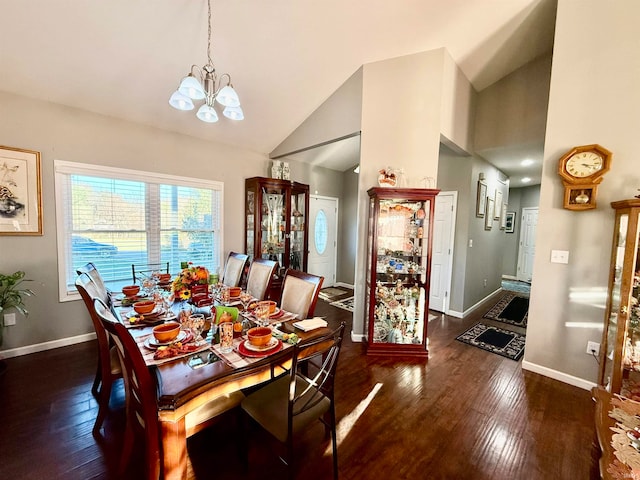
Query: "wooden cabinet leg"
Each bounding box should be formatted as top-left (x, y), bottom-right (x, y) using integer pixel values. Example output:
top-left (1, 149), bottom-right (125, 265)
top-left (161, 418), bottom-right (187, 480)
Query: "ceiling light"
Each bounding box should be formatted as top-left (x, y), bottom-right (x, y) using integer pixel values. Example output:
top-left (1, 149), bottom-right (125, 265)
top-left (353, 165), bottom-right (360, 174)
top-left (521, 159), bottom-right (534, 166)
top-left (168, 0), bottom-right (243, 123)
top-left (521, 177), bottom-right (532, 183)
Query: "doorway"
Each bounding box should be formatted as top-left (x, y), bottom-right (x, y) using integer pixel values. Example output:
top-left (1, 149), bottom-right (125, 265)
top-left (308, 195), bottom-right (339, 287)
top-left (429, 192), bottom-right (457, 313)
top-left (517, 207), bottom-right (538, 282)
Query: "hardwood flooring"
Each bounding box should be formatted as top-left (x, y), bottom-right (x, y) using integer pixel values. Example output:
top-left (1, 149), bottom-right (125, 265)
top-left (0, 294), bottom-right (598, 479)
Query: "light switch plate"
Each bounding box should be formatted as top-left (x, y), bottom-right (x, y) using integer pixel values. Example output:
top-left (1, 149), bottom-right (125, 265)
top-left (3, 313), bottom-right (16, 326)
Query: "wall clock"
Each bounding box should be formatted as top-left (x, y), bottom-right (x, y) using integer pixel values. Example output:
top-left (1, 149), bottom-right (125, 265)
top-left (557, 144), bottom-right (612, 210)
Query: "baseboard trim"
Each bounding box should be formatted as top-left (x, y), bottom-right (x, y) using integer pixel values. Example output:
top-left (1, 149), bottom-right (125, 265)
top-left (335, 282), bottom-right (354, 289)
top-left (351, 331), bottom-right (366, 343)
top-left (0, 332), bottom-right (96, 359)
top-left (447, 288), bottom-right (502, 319)
top-left (521, 360), bottom-right (597, 391)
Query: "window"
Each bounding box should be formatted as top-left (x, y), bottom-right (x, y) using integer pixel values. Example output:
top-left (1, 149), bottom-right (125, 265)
top-left (314, 209), bottom-right (328, 254)
top-left (55, 161), bottom-right (223, 301)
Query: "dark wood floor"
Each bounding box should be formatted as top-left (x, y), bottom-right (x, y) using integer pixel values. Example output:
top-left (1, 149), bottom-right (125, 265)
top-left (0, 292), bottom-right (599, 480)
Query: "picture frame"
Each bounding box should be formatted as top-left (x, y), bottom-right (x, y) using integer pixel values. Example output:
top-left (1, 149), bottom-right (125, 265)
top-left (485, 197), bottom-right (494, 230)
top-left (500, 204), bottom-right (508, 230)
top-left (494, 190), bottom-right (503, 220)
top-left (476, 181), bottom-right (487, 217)
top-left (0, 145), bottom-right (43, 235)
top-left (505, 211), bottom-right (516, 234)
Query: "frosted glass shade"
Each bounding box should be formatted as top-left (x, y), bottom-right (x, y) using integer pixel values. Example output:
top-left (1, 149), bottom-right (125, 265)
top-left (196, 104), bottom-right (219, 123)
top-left (169, 90), bottom-right (195, 111)
top-left (178, 75), bottom-right (206, 100)
top-left (223, 105), bottom-right (244, 121)
top-left (216, 85), bottom-right (240, 107)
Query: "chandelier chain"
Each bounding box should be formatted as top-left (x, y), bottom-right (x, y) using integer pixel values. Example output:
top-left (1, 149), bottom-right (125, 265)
top-left (206, 0), bottom-right (213, 68)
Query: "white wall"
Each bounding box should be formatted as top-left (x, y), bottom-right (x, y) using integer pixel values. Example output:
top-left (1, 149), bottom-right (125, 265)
top-left (524, 0), bottom-right (640, 387)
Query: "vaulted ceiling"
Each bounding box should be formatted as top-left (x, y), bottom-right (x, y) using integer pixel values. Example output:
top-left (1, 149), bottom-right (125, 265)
top-left (1, 0), bottom-right (556, 179)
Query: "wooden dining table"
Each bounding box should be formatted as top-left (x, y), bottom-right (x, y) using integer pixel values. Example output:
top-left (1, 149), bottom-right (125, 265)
top-left (117, 300), bottom-right (329, 480)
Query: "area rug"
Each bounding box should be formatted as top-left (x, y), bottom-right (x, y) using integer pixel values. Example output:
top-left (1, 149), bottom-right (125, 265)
top-left (502, 279), bottom-right (531, 295)
top-left (330, 296), bottom-right (354, 312)
top-left (483, 291), bottom-right (529, 328)
top-left (456, 323), bottom-right (526, 361)
top-left (319, 287), bottom-right (351, 301)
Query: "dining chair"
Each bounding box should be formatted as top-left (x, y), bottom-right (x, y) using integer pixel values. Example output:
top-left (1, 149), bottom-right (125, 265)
top-left (241, 322), bottom-right (346, 480)
top-left (75, 273), bottom-right (122, 435)
top-left (92, 298), bottom-right (245, 479)
top-left (221, 252), bottom-right (249, 287)
top-left (245, 258), bottom-right (278, 300)
top-left (279, 269), bottom-right (324, 320)
top-left (93, 298), bottom-right (161, 480)
top-left (76, 262), bottom-right (110, 303)
top-left (131, 261), bottom-right (170, 285)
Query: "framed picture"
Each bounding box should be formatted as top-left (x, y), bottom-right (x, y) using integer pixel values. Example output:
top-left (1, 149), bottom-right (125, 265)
top-left (476, 181), bottom-right (487, 217)
top-left (0, 146), bottom-right (43, 235)
top-left (505, 211), bottom-right (516, 234)
top-left (485, 197), bottom-right (494, 230)
top-left (494, 190), bottom-right (503, 220)
top-left (500, 204), bottom-right (508, 229)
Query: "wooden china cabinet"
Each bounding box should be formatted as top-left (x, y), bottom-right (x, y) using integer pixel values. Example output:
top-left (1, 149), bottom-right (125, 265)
top-left (364, 187), bottom-right (439, 357)
top-left (599, 198), bottom-right (640, 395)
top-left (244, 177), bottom-right (309, 297)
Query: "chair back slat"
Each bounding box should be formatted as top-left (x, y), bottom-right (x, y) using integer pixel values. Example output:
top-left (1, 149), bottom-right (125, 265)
top-left (76, 262), bottom-right (109, 303)
top-left (131, 262), bottom-right (169, 285)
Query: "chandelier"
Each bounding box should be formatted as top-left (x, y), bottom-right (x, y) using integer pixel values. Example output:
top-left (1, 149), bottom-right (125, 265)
top-left (168, 0), bottom-right (243, 123)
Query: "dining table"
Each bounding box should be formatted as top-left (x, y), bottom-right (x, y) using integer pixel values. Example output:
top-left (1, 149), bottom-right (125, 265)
top-left (114, 292), bottom-right (331, 480)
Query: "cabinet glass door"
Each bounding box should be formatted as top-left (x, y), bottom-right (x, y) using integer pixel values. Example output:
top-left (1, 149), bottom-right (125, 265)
top-left (261, 187), bottom-right (287, 266)
top-left (289, 190), bottom-right (306, 270)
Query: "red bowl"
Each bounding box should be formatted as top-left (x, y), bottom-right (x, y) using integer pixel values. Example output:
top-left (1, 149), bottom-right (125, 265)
top-left (247, 326), bottom-right (272, 347)
top-left (152, 322), bottom-right (180, 343)
top-left (122, 285), bottom-right (140, 297)
top-left (133, 300), bottom-right (155, 314)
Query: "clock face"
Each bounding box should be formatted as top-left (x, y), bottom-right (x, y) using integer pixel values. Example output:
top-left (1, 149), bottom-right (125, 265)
top-left (566, 151), bottom-right (603, 178)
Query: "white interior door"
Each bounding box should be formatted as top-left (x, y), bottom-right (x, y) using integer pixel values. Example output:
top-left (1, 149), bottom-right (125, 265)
top-left (308, 195), bottom-right (338, 287)
top-left (517, 207), bottom-right (538, 282)
top-left (429, 192), bottom-right (456, 312)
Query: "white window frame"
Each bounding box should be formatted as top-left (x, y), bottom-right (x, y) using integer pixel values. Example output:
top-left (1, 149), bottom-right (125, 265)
top-left (54, 160), bottom-right (224, 302)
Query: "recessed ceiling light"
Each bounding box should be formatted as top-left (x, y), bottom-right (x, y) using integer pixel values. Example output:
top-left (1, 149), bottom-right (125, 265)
top-left (521, 159), bottom-right (534, 166)
top-left (521, 177), bottom-right (531, 183)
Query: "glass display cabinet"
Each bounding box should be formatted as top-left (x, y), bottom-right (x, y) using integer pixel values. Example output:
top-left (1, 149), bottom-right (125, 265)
top-left (600, 198), bottom-right (640, 395)
top-left (365, 187), bottom-right (440, 357)
top-left (245, 177), bottom-right (309, 277)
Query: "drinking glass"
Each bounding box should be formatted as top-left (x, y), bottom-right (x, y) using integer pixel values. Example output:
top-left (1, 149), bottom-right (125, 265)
top-left (239, 291), bottom-right (253, 311)
top-left (219, 322), bottom-right (234, 353)
top-left (189, 313), bottom-right (206, 343)
top-left (254, 304), bottom-right (270, 327)
top-left (221, 287), bottom-right (231, 304)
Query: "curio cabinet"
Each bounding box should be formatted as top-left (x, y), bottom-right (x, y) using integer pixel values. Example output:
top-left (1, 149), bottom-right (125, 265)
top-left (365, 187), bottom-right (440, 357)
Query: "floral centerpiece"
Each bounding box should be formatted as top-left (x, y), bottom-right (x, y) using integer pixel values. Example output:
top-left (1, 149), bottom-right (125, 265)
top-left (171, 264), bottom-right (209, 300)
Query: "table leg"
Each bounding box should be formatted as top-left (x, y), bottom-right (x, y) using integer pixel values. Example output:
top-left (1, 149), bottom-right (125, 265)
top-left (161, 418), bottom-right (187, 480)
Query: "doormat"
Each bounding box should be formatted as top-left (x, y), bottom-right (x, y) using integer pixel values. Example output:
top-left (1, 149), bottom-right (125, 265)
top-left (483, 292), bottom-right (529, 328)
top-left (456, 323), bottom-right (526, 361)
top-left (319, 287), bottom-right (351, 301)
top-left (330, 296), bottom-right (354, 312)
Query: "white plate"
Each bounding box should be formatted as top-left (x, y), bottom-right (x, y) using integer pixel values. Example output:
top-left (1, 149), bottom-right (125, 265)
top-left (125, 306), bottom-right (165, 319)
top-left (145, 330), bottom-right (188, 348)
top-left (243, 337), bottom-right (278, 352)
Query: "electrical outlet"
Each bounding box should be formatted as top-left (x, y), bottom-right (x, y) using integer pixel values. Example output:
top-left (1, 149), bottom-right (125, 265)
top-left (3, 313), bottom-right (16, 326)
top-left (586, 341), bottom-right (600, 356)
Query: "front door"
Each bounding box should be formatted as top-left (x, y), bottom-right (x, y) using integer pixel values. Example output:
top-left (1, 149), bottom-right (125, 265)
top-left (517, 207), bottom-right (538, 282)
top-left (308, 195), bottom-right (338, 287)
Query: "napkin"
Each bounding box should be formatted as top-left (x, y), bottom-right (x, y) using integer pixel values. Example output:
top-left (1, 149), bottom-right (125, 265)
top-left (292, 317), bottom-right (328, 332)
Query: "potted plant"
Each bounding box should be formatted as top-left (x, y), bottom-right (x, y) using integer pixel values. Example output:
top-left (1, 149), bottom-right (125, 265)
top-left (0, 271), bottom-right (34, 349)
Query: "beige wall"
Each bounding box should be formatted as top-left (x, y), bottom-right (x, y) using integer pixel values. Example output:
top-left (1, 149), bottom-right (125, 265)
top-left (524, 0), bottom-right (640, 387)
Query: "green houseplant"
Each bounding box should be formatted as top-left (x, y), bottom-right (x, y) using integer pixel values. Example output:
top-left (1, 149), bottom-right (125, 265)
top-left (0, 271), bottom-right (34, 348)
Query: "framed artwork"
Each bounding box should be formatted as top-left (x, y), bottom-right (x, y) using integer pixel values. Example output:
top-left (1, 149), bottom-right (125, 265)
top-left (500, 204), bottom-right (508, 229)
top-left (494, 190), bottom-right (503, 220)
top-left (476, 181), bottom-right (487, 217)
top-left (505, 211), bottom-right (516, 234)
top-left (485, 197), bottom-right (494, 230)
top-left (0, 146), bottom-right (43, 235)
